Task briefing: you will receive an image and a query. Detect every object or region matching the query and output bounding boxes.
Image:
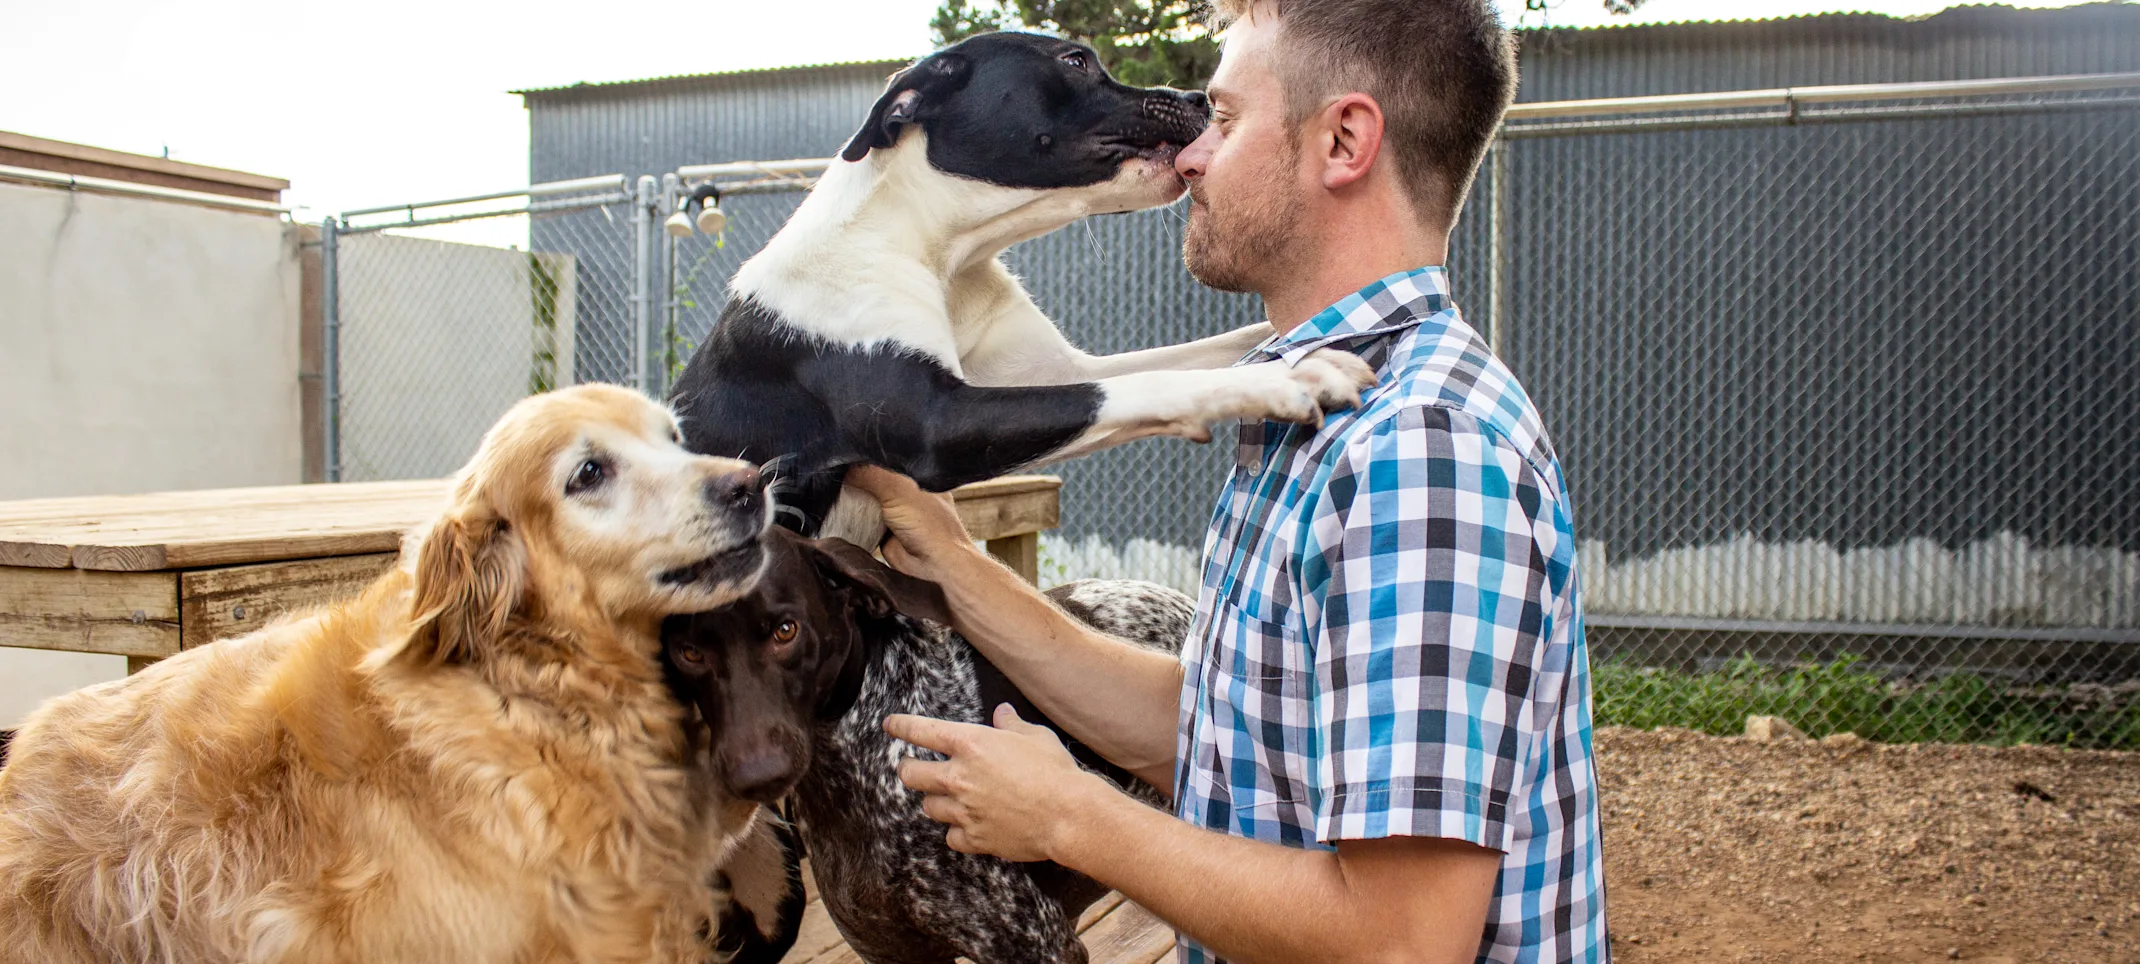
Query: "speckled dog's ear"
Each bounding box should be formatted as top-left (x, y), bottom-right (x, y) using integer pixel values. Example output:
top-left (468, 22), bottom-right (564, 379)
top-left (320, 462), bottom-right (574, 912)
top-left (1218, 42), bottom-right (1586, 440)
top-left (803, 537), bottom-right (953, 626)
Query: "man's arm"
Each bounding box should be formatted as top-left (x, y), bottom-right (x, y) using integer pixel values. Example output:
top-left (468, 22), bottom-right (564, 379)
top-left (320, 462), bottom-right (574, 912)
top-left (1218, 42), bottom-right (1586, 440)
top-left (848, 465), bottom-right (1184, 787)
top-left (889, 708), bottom-right (1501, 964)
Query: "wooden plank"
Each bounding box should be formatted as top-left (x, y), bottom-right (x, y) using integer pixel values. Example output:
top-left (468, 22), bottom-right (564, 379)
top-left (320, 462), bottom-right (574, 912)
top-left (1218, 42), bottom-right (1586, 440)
top-left (789, 900), bottom-right (850, 964)
top-left (1078, 892), bottom-right (1129, 932)
top-left (949, 475), bottom-right (1064, 500)
top-left (807, 946), bottom-right (865, 964)
top-left (179, 553), bottom-right (397, 646)
top-left (0, 566), bottom-right (178, 657)
top-left (0, 542), bottom-right (71, 569)
top-left (0, 480), bottom-right (448, 571)
top-left (90, 529), bottom-right (409, 573)
top-left (0, 479), bottom-right (444, 524)
top-left (953, 476), bottom-right (1061, 543)
top-left (986, 533), bottom-right (1041, 585)
top-left (1079, 900), bottom-right (1177, 964)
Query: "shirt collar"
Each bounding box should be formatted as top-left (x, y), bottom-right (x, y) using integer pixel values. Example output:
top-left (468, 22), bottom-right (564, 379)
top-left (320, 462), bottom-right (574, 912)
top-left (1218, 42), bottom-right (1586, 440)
top-left (1253, 266), bottom-right (1454, 366)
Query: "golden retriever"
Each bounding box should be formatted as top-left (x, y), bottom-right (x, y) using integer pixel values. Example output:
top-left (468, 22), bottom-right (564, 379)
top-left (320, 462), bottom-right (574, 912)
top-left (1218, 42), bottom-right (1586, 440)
top-left (0, 384), bottom-right (773, 964)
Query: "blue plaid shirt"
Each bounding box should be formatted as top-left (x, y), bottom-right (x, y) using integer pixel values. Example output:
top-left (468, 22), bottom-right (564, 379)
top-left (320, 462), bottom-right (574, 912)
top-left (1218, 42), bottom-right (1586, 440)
top-left (1175, 267), bottom-right (1607, 963)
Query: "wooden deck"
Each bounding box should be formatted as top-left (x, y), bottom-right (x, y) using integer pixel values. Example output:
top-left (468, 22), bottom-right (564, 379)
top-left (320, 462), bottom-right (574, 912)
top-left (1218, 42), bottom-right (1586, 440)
top-left (786, 862), bottom-right (1176, 964)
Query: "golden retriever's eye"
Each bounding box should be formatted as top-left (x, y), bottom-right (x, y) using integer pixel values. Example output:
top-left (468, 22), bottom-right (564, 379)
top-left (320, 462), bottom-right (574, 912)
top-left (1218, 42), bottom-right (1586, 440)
top-left (566, 458), bottom-right (608, 496)
top-left (772, 621), bottom-right (799, 645)
top-left (1059, 51), bottom-right (1089, 71)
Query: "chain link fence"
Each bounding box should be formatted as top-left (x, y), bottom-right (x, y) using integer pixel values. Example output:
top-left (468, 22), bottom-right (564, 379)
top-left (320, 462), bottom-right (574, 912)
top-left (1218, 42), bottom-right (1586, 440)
top-left (1489, 78), bottom-right (2140, 748)
top-left (321, 73), bottom-right (2140, 747)
top-left (326, 178), bottom-right (643, 482)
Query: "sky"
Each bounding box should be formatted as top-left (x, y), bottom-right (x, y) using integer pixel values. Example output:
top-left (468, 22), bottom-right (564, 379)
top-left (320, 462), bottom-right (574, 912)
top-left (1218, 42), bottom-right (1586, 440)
top-left (0, 0), bottom-right (2107, 236)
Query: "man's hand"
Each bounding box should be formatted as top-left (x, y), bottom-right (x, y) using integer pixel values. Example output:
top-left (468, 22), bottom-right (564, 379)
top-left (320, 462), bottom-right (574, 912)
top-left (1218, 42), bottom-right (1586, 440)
top-left (851, 462), bottom-right (1187, 799)
top-left (886, 704), bottom-right (1112, 863)
top-left (845, 465), bottom-right (986, 585)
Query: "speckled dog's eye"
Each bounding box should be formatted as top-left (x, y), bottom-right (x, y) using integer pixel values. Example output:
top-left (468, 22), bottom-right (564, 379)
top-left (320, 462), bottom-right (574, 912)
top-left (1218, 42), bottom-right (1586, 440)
top-left (677, 647), bottom-right (705, 665)
top-left (772, 621), bottom-right (799, 645)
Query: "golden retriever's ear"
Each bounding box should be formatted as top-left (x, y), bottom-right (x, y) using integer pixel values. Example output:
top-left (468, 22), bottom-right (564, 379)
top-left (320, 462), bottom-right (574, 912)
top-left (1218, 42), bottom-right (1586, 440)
top-left (406, 510), bottom-right (525, 666)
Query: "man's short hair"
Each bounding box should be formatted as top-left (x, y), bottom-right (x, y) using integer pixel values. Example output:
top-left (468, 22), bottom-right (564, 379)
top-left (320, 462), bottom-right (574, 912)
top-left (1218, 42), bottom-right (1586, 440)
top-left (1213, 0), bottom-right (1517, 226)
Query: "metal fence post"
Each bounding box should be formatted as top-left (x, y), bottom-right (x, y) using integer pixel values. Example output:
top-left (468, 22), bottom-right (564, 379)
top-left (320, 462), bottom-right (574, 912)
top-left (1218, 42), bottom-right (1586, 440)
top-left (1486, 139), bottom-right (1509, 360)
top-left (659, 173), bottom-right (681, 401)
top-left (631, 175), bottom-right (657, 395)
top-left (321, 216), bottom-right (343, 483)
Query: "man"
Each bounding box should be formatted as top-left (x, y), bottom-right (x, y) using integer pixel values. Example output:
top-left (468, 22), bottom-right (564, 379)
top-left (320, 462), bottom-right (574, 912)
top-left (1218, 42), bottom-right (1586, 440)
top-left (847, 1), bottom-right (1607, 961)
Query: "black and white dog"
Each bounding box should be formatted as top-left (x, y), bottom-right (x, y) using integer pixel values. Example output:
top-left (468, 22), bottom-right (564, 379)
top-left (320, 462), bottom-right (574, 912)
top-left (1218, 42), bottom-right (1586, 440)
top-left (669, 31), bottom-right (1377, 543)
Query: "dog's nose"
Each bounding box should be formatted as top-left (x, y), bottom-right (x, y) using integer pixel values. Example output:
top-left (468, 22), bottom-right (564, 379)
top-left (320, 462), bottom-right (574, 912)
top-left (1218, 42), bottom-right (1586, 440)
top-left (725, 746), bottom-right (798, 803)
top-left (706, 466), bottom-right (762, 512)
top-left (1180, 89), bottom-right (1210, 113)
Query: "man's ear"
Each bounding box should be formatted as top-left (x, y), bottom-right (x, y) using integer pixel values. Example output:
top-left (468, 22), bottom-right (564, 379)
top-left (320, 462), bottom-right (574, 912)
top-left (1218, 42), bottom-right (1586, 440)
top-left (804, 537), bottom-right (952, 626)
top-left (838, 54), bottom-right (972, 163)
top-left (404, 508), bottom-right (525, 666)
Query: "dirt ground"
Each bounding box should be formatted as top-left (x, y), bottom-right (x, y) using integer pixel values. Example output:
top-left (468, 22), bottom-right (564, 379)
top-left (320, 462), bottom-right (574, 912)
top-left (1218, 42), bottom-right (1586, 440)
top-left (1597, 727), bottom-right (2139, 963)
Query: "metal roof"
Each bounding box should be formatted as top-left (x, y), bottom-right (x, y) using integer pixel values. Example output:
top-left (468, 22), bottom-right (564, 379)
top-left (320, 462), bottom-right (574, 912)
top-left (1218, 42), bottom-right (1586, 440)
top-left (514, 3), bottom-right (2137, 98)
top-left (513, 58), bottom-right (911, 98)
top-left (1517, 1), bottom-right (2137, 35)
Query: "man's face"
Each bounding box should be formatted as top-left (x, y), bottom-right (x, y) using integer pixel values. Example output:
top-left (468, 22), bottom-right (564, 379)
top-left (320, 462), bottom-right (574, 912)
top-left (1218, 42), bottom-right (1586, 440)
top-left (1176, 15), bottom-right (1307, 296)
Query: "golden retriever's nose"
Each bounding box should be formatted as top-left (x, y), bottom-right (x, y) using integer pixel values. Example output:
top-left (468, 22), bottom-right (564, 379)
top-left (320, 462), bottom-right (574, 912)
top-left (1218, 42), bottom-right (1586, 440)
top-left (706, 466), bottom-right (763, 513)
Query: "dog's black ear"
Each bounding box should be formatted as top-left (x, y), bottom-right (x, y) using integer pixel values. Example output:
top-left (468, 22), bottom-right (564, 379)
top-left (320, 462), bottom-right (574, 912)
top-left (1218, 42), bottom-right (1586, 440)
top-left (804, 537), bottom-right (953, 626)
top-left (817, 641), bottom-right (869, 721)
top-left (838, 54), bottom-right (972, 163)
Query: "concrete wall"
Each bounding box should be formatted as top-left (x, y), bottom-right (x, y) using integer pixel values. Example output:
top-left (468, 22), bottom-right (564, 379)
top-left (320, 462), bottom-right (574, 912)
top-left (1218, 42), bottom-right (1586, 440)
top-left (335, 232), bottom-right (577, 482)
top-left (0, 179), bottom-right (301, 727)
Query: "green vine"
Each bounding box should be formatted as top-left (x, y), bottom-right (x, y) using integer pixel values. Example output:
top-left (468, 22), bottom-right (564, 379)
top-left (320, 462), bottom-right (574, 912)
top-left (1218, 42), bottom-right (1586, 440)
top-left (528, 250), bottom-right (563, 394)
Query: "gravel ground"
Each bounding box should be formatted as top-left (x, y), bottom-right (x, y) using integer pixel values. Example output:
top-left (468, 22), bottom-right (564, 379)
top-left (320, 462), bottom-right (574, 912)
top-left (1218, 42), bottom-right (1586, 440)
top-left (1597, 726), bottom-right (2140, 963)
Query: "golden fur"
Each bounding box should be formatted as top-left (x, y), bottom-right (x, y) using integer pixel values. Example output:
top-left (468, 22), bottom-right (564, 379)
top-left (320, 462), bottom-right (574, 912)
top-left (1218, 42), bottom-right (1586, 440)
top-left (0, 384), bottom-right (773, 964)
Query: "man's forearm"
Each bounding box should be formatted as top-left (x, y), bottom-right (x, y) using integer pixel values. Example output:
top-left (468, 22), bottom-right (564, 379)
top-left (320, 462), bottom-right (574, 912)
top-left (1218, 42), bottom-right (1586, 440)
top-left (1048, 782), bottom-right (1498, 964)
top-left (936, 546), bottom-right (1183, 786)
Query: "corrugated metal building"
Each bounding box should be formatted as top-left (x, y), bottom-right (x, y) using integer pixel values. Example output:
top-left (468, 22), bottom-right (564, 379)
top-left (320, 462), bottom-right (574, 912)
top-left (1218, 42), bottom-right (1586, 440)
top-left (520, 4), bottom-right (2140, 170)
top-left (519, 4), bottom-right (2140, 670)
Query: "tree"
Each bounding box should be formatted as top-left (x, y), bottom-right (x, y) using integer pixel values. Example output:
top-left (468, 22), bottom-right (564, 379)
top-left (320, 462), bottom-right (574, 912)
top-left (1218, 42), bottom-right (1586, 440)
top-left (928, 0), bottom-right (1658, 89)
top-left (928, 1), bottom-right (1222, 89)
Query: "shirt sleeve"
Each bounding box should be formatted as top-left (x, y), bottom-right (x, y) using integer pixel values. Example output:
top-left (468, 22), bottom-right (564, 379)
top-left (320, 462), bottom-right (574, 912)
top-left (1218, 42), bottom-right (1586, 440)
top-left (1300, 404), bottom-right (1558, 850)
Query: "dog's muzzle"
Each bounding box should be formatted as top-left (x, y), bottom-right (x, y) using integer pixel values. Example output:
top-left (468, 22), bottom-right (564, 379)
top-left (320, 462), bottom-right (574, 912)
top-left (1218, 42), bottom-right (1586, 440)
top-left (1140, 90), bottom-right (1212, 149)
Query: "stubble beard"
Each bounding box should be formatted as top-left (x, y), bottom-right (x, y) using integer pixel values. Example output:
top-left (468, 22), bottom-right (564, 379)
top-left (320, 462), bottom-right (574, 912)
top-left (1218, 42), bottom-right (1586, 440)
top-left (1181, 146), bottom-right (1304, 296)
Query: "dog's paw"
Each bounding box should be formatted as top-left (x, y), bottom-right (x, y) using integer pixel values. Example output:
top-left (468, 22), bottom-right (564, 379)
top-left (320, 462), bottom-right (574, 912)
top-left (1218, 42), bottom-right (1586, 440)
top-left (1291, 349), bottom-right (1379, 413)
top-left (1233, 362), bottom-right (1325, 427)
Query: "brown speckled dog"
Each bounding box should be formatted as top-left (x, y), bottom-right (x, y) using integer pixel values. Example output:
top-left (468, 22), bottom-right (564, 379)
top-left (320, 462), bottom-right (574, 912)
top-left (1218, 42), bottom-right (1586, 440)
top-left (0, 384), bottom-right (772, 964)
top-left (663, 528), bottom-right (1190, 964)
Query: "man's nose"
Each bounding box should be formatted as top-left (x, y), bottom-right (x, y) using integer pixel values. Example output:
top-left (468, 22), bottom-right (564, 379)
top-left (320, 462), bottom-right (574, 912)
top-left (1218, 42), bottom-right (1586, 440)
top-left (1177, 128), bottom-right (1216, 181)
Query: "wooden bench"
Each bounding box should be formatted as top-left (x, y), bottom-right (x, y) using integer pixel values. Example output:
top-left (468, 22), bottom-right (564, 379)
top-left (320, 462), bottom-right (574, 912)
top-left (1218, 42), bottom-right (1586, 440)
top-left (0, 475), bottom-right (1061, 672)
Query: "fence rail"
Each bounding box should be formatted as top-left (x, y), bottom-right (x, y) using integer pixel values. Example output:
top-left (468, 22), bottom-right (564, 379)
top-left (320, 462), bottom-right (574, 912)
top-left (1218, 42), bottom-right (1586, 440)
top-left (318, 72), bottom-right (2140, 745)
